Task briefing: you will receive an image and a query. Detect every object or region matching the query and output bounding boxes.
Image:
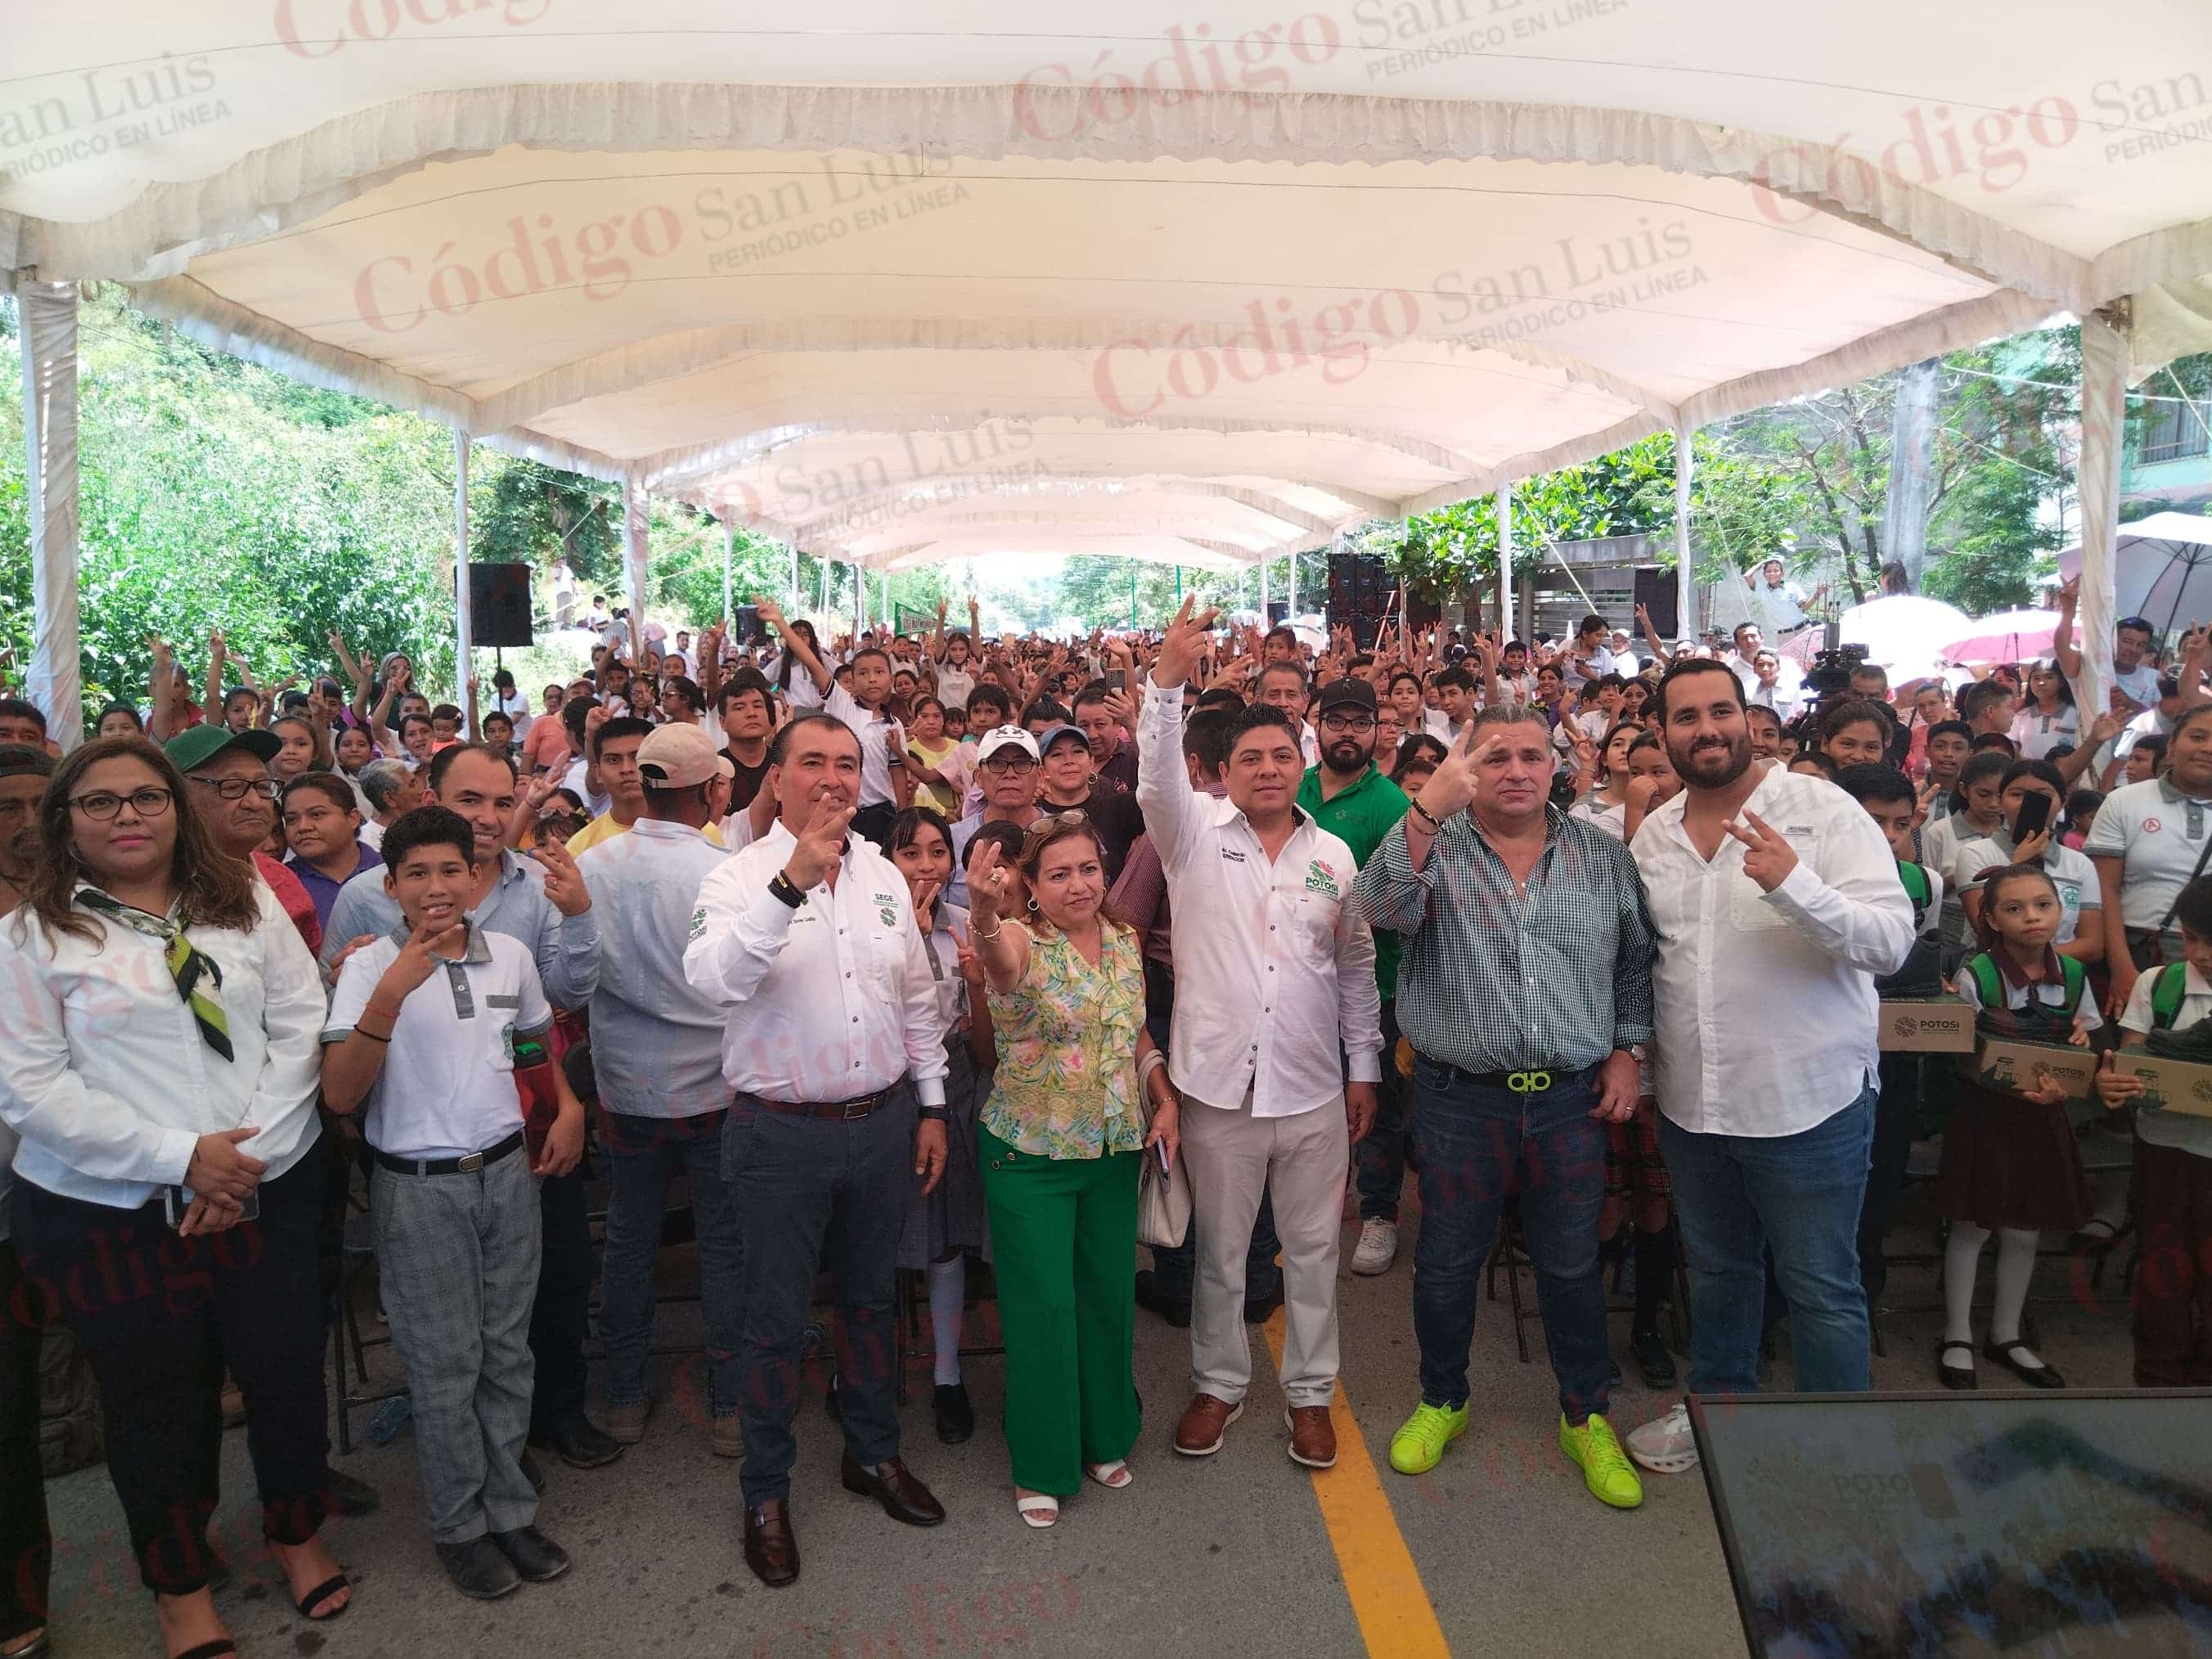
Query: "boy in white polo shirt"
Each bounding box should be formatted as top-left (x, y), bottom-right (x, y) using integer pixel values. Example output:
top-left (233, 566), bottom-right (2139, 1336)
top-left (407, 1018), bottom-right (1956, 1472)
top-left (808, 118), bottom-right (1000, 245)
top-left (321, 806), bottom-right (586, 1603)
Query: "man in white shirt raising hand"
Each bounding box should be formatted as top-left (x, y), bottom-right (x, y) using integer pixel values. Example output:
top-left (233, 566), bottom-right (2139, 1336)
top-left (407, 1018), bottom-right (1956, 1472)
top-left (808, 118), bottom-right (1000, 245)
top-left (1137, 597), bottom-right (1382, 1475)
top-left (1625, 659), bottom-right (1914, 1478)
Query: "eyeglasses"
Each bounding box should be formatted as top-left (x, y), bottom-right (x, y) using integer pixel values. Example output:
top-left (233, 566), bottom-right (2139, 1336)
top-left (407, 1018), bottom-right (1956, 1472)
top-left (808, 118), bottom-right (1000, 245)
top-left (981, 754), bottom-right (1037, 773)
top-left (69, 786), bottom-right (174, 821)
top-left (188, 775), bottom-right (281, 803)
top-left (1018, 808), bottom-right (1088, 850)
top-left (1319, 714), bottom-right (1377, 734)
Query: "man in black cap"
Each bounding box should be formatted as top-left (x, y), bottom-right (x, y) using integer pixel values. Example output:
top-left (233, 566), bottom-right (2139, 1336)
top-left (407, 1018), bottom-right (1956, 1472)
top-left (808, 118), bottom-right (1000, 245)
top-left (1295, 681), bottom-right (1417, 1275)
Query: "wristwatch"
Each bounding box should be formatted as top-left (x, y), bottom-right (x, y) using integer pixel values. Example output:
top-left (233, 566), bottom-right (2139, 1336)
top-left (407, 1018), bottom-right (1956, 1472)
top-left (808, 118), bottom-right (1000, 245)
top-left (767, 870), bottom-right (807, 909)
top-left (918, 1105), bottom-right (950, 1122)
top-left (1621, 1043), bottom-right (1650, 1063)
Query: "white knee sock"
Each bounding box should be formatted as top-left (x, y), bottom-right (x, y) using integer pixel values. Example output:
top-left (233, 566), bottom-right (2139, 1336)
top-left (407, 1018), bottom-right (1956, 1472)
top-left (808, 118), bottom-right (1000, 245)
top-left (1989, 1229), bottom-right (2043, 1364)
top-left (1943, 1223), bottom-right (1989, 1347)
top-left (928, 1257), bottom-right (965, 1387)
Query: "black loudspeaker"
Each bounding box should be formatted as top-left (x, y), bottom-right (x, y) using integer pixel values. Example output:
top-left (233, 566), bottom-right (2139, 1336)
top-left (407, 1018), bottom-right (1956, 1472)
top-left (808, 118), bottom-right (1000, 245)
top-left (469, 562), bottom-right (534, 648)
top-left (1633, 566), bottom-right (1677, 641)
top-left (729, 605), bottom-right (762, 646)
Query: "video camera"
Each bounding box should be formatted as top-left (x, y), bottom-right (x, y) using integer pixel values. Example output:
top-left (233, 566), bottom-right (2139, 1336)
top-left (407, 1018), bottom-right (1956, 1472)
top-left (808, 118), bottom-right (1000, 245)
top-left (1804, 639), bottom-right (1868, 704)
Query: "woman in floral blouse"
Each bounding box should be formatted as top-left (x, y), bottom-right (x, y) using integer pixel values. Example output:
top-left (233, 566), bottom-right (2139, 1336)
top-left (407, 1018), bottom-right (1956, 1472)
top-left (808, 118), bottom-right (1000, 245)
top-left (967, 814), bottom-right (1178, 1530)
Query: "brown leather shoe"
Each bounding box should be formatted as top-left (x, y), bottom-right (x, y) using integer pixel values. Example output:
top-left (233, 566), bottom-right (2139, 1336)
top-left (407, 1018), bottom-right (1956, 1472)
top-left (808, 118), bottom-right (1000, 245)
top-left (743, 1499), bottom-right (799, 1587)
top-left (839, 1454), bottom-right (946, 1527)
top-left (1286, 1405), bottom-right (1338, 1469)
top-left (1174, 1392), bottom-right (1243, 1456)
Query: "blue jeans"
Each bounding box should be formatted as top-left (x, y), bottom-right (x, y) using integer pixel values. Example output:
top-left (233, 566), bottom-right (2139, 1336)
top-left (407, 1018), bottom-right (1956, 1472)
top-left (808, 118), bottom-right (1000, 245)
top-left (599, 1110), bottom-right (744, 1417)
top-left (1409, 1057), bottom-right (1611, 1423)
top-left (1658, 1079), bottom-right (1877, 1396)
top-left (1356, 1002), bottom-right (1406, 1221)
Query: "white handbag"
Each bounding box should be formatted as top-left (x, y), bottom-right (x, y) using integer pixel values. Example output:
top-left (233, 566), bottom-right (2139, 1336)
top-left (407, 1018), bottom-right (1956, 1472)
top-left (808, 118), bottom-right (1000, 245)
top-left (1134, 1090), bottom-right (1192, 1250)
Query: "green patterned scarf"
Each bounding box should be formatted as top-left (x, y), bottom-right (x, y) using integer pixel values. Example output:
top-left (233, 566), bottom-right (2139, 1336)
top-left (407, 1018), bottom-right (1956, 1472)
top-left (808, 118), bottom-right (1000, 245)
top-left (75, 887), bottom-right (235, 1062)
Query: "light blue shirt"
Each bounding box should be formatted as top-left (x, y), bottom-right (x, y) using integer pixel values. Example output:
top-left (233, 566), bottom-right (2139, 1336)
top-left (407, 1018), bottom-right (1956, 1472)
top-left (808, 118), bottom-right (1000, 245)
top-left (574, 817), bottom-right (734, 1118)
top-left (324, 847), bottom-right (601, 1010)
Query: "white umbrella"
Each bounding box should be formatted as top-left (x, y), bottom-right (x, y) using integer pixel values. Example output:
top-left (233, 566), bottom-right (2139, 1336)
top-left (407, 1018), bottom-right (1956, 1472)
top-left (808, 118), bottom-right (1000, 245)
top-left (1815, 595), bottom-right (1975, 681)
top-left (2057, 511), bottom-right (2212, 640)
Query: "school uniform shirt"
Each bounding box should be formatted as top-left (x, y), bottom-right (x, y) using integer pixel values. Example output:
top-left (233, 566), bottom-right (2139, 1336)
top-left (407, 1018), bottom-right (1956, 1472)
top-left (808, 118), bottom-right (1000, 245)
top-left (325, 924), bottom-right (553, 1160)
top-left (1632, 764), bottom-right (1916, 1138)
top-left (1136, 677), bottom-right (1382, 1116)
top-left (934, 663), bottom-right (978, 712)
top-left (1953, 955), bottom-right (2103, 1034)
top-left (0, 883), bottom-right (326, 1212)
top-left (681, 821), bottom-right (950, 1108)
top-left (825, 683), bottom-right (903, 809)
top-left (2009, 704), bottom-right (2079, 761)
top-left (1569, 794), bottom-right (1630, 840)
top-left (2083, 778), bottom-right (2212, 933)
top-left (559, 756), bottom-right (611, 820)
top-left (2116, 964), bottom-right (2212, 1160)
top-left (575, 818), bottom-right (735, 1121)
top-left (1949, 833), bottom-right (2097, 944)
top-left (2113, 705), bottom-right (2172, 761)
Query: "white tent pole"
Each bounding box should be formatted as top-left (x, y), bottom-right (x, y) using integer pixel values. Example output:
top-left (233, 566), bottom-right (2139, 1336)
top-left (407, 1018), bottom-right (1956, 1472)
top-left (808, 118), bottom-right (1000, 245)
top-left (882, 569), bottom-right (891, 632)
top-left (1287, 549), bottom-right (1298, 621)
top-left (622, 477), bottom-right (650, 665)
top-left (1259, 559), bottom-right (1270, 621)
top-left (854, 562), bottom-right (867, 633)
top-left (789, 542), bottom-right (799, 608)
top-left (1674, 423), bottom-right (1696, 644)
top-left (1496, 480), bottom-right (1514, 637)
top-left (452, 431), bottom-right (474, 713)
top-left (2076, 308), bottom-right (2129, 717)
top-left (720, 521), bottom-right (734, 629)
top-left (19, 279), bottom-right (82, 749)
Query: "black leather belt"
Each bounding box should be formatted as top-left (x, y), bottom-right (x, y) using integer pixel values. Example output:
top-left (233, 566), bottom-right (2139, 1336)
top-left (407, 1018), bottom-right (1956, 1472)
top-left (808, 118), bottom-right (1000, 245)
top-left (1423, 1055), bottom-right (1592, 1095)
top-left (373, 1129), bottom-right (526, 1177)
top-left (753, 1088), bottom-right (893, 1121)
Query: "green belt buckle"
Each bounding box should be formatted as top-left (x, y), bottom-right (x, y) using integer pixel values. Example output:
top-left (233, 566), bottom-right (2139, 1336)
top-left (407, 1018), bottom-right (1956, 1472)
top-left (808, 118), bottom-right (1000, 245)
top-left (1507, 1070), bottom-right (1552, 1094)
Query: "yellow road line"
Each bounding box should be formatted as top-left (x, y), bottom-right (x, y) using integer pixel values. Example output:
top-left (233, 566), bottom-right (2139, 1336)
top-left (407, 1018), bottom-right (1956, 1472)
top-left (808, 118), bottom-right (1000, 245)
top-left (1263, 1312), bottom-right (1452, 1659)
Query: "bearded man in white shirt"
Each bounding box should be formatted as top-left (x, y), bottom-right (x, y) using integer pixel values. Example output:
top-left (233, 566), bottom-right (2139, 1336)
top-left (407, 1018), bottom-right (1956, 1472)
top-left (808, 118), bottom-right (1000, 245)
top-left (1625, 659), bottom-right (1914, 1477)
top-left (1138, 599), bottom-right (1382, 1473)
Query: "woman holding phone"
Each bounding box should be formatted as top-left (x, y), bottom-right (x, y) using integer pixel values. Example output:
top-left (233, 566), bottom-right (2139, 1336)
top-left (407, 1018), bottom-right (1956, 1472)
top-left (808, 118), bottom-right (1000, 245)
top-left (0, 736), bottom-right (350, 1659)
top-left (965, 816), bottom-right (1176, 1530)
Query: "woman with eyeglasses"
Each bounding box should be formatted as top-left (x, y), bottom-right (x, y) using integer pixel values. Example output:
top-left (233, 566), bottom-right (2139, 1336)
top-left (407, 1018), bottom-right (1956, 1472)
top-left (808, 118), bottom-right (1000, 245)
top-left (964, 815), bottom-right (1177, 1530)
top-left (0, 736), bottom-right (351, 1659)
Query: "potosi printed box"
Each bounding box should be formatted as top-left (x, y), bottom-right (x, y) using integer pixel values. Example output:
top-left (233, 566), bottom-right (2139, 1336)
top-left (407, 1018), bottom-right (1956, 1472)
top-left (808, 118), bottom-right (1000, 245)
top-left (1967, 1038), bottom-right (2098, 1102)
top-left (1878, 998), bottom-right (1976, 1052)
top-left (2111, 1052), bottom-right (2212, 1119)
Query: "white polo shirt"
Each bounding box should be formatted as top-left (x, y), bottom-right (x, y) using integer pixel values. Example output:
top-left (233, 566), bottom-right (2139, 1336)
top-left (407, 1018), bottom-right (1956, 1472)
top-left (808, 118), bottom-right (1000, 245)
top-left (2083, 779), bottom-right (2212, 932)
top-left (325, 923), bottom-right (553, 1160)
top-left (2117, 963), bottom-right (2212, 1159)
top-left (1949, 835), bottom-right (2097, 944)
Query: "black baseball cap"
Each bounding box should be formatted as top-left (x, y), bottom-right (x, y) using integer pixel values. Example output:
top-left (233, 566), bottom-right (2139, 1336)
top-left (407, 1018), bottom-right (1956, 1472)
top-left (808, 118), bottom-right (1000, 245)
top-left (1315, 679), bottom-right (1378, 715)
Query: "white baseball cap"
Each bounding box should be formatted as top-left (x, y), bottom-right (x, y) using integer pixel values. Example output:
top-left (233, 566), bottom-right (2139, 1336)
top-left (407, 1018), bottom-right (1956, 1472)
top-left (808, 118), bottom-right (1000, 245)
top-left (975, 725), bottom-right (1041, 764)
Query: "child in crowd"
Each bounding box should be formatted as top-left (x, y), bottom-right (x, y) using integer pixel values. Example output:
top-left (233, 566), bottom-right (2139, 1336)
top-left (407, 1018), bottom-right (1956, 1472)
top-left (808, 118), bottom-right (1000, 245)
top-left (321, 807), bottom-right (587, 1601)
top-left (1922, 750), bottom-right (2012, 969)
top-left (2095, 875), bottom-right (2212, 1385)
top-left (1787, 750), bottom-right (1838, 781)
top-left (1939, 864), bottom-right (2097, 1390)
top-left (1837, 764), bottom-right (1946, 1326)
top-left (2061, 789), bottom-right (2102, 851)
top-left (1920, 719), bottom-right (1972, 812)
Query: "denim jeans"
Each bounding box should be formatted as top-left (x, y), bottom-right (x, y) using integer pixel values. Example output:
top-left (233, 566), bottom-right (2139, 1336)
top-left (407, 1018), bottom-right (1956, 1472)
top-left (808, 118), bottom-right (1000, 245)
top-left (599, 1110), bottom-right (744, 1417)
top-left (1659, 1078), bottom-right (1877, 1396)
top-left (1408, 1057), bottom-right (1611, 1423)
top-left (1356, 1002), bottom-right (1407, 1222)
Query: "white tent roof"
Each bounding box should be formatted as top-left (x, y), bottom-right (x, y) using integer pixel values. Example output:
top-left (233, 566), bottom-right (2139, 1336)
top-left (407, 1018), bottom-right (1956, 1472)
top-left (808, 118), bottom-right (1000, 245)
top-left (6, 2), bottom-right (2212, 569)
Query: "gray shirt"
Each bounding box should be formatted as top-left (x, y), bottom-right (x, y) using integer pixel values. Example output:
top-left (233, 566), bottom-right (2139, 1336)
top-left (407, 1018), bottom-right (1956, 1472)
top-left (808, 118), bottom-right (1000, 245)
top-left (574, 817), bottom-right (733, 1118)
top-left (1355, 803), bottom-right (1656, 1074)
top-left (323, 847), bottom-right (601, 1010)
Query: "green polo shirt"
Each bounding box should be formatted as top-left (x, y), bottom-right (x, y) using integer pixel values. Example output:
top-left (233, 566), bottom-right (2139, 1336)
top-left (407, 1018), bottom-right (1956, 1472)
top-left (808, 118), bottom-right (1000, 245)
top-left (1297, 763), bottom-right (1410, 1001)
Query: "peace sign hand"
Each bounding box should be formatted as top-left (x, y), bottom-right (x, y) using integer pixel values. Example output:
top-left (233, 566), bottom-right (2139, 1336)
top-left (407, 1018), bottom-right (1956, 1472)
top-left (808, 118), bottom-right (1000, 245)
top-left (1153, 595), bottom-right (1222, 690)
top-left (783, 793), bottom-right (855, 890)
top-left (1415, 719), bottom-right (1494, 822)
top-left (968, 839), bottom-right (1010, 925)
top-left (1724, 809), bottom-right (1799, 892)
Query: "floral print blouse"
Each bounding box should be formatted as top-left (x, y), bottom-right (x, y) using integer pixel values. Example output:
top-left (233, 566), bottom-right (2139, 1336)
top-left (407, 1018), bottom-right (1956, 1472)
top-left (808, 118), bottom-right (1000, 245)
top-left (979, 920), bottom-right (1146, 1158)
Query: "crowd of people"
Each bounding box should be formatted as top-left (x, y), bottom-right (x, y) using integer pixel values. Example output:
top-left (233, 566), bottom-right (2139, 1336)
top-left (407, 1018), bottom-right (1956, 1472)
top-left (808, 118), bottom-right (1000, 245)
top-left (2, 578), bottom-right (2209, 1658)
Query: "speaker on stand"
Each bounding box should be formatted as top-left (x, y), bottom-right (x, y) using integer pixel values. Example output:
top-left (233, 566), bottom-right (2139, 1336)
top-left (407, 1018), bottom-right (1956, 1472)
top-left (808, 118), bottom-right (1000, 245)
top-left (469, 563), bottom-right (536, 648)
top-left (1632, 566), bottom-right (1678, 643)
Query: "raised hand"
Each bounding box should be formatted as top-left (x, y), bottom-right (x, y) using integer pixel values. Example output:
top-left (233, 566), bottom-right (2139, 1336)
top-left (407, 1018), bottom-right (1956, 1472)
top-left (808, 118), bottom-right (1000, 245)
top-left (756, 596), bottom-right (789, 636)
top-left (1416, 720), bottom-right (1493, 822)
top-left (531, 836), bottom-right (591, 917)
top-left (783, 793), bottom-right (855, 890)
top-left (1724, 809), bottom-right (1799, 892)
top-left (967, 839), bottom-right (1009, 925)
top-left (1153, 594), bottom-right (1222, 690)
top-left (911, 879), bottom-right (941, 933)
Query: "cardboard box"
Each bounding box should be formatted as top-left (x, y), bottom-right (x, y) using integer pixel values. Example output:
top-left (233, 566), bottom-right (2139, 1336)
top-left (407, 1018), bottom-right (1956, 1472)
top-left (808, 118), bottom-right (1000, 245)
top-left (2111, 1052), bottom-right (2212, 1119)
top-left (1969, 1037), bottom-right (2099, 1102)
top-left (1879, 998), bottom-right (1976, 1053)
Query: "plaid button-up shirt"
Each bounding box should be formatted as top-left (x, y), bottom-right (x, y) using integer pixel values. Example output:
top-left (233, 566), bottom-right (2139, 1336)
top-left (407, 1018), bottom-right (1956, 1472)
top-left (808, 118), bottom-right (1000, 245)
top-left (1353, 803), bottom-right (1655, 1075)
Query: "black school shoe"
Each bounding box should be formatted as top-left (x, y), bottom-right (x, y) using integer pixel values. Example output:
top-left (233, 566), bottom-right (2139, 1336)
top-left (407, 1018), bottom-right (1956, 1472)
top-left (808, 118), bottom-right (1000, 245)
top-left (1633, 1328), bottom-right (1678, 1390)
top-left (435, 1537), bottom-right (520, 1600)
top-left (490, 1526), bottom-right (571, 1583)
top-left (1134, 1270), bottom-right (1192, 1329)
top-left (934, 1382), bottom-right (974, 1445)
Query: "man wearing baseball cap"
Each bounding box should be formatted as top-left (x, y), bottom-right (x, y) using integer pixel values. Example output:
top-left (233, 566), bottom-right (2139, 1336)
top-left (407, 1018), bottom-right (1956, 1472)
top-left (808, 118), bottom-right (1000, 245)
top-left (573, 724), bottom-right (747, 1457)
top-left (166, 724), bottom-right (322, 956)
top-left (0, 743), bottom-right (51, 915)
top-left (946, 726), bottom-right (1045, 908)
top-left (1034, 722), bottom-right (1144, 884)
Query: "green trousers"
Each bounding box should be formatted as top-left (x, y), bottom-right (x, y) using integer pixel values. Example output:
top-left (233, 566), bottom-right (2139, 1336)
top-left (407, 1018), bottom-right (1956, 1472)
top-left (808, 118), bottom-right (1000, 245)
top-left (979, 1127), bottom-right (1143, 1496)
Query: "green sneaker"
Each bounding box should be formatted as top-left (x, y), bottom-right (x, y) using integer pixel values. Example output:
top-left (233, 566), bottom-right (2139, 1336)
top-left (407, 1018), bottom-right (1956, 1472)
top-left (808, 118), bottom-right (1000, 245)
top-left (1559, 1412), bottom-right (1643, 1509)
top-left (1387, 1402), bottom-right (1469, 1475)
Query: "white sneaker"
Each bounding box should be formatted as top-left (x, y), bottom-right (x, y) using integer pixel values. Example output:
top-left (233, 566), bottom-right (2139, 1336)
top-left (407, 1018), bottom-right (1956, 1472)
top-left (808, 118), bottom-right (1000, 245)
top-left (1625, 1401), bottom-right (1700, 1474)
top-left (1351, 1218), bottom-right (1399, 1276)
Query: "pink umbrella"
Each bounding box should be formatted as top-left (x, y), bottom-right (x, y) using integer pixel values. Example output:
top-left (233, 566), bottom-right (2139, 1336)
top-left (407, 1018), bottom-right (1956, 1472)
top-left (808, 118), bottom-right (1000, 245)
top-left (1941, 608), bottom-right (2059, 664)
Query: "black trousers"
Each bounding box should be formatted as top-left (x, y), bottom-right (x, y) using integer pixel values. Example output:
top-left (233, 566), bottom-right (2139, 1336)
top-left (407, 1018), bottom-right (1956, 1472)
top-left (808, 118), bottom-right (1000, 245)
top-left (13, 1141), bottom-right (334, 1595)
top-left (1856, 1051), bottom-right (1923, 1311)
top-left (0, 1238), bottom-right (51, 1642)
top-left (528, 1164), bottom-right (591, 1436)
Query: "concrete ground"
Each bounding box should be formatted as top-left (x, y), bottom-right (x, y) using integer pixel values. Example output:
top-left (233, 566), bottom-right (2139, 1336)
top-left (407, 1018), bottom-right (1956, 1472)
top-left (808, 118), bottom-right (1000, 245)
top-left (38, 1167), bottom-right (2145, 1659)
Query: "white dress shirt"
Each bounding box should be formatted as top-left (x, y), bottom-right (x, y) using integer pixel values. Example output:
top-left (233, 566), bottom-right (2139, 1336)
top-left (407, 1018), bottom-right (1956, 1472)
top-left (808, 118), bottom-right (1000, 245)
top-left (826, 682), bottom-right (903, 808)
top-left (0, 885), bottom-right (326, 1211)
top-left (682, 821), bottom-right (949, 1106)
top-left (1136, 678), bottom-right (1382, 1117)
top-left (576, 816), bottom-right (736, 1120)
top-left (1631, 765), bottom-right (1915, 1138)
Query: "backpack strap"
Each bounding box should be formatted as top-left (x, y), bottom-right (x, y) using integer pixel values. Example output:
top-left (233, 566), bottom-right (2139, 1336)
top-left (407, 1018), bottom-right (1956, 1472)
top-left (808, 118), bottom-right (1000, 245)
top-left (2152, 961), bottom-right (2191, 1031)
top-left (1896, 860), bottom-right (1931, 928)
top-left (1967, 953), bottom-right (2003, 1012)
top-left (2057, 954), bottom-right (2088, 1018)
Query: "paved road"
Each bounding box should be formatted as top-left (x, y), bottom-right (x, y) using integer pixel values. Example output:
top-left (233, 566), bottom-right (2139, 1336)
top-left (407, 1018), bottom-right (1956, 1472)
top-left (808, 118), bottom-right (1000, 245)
top-left (38, 1186), bottom-right (2143, 1658)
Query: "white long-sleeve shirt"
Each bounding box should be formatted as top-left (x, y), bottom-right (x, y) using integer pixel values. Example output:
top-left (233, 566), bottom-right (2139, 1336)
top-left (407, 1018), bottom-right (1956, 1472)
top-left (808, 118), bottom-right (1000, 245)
top-left (826, 683), bottom-right (903, 809)
top-left (0, 884), bottom-right (326, 1211)
top-left (1630, 765), bottom-right (1914, 1138)
top-left (1136, 677), bottom-right (1382, 1117)
top-left (681, 821), bottom-right (948, 1106)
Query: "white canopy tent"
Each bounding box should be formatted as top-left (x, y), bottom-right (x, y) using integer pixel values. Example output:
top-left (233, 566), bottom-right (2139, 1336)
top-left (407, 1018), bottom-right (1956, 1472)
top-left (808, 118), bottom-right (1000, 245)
top-left (8, 2), bottom-right (2212, 743)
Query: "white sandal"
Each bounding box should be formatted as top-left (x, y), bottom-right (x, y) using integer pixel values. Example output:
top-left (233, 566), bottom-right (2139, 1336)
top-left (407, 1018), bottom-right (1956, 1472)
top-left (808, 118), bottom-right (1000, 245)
top-left (1084, 1459), bottom-right (1133, 1490)
top-left (1014, 1493), bottom-right (1060, 1529)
